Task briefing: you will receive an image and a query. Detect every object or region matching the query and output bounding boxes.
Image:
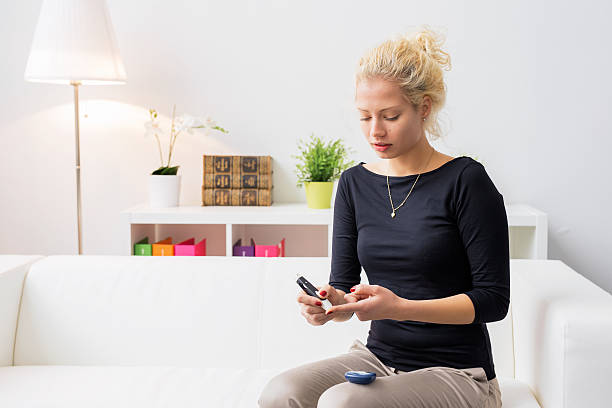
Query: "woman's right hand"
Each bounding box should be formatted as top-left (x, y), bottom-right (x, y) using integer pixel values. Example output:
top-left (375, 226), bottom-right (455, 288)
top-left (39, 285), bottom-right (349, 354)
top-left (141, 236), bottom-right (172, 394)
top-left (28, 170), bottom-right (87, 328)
top-left (296, 284), bottom-right (356, 326)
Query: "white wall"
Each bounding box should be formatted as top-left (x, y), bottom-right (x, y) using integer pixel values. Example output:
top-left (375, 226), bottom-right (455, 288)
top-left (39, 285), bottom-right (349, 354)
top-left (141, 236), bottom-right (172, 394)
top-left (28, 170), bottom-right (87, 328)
top-left (1, 0), bottom-right (611, 293)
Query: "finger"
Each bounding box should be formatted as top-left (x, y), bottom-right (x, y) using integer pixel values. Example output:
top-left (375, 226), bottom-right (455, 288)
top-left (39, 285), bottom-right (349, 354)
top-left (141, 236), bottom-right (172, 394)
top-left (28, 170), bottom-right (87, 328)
top-left (312, 312), bottom-right (334, 325)
top-left (350, 284), bottom-right (376, 296)
top-left (302, 305), bottom-right (325, 315)
top-left (325, 301), bottom-right (364, 315)
top-left (297, 293), bottom-right (324, 307)
top-left (345, 292), bottom-right (370, 302)
top-left (301, 308), bottom-right (329, 326)
top-left (343, 293), bottom-right (363, 303)
top-left (319, 284), bottom-right (349, 305)
top-left (318, 284), bottom-right (332, 299)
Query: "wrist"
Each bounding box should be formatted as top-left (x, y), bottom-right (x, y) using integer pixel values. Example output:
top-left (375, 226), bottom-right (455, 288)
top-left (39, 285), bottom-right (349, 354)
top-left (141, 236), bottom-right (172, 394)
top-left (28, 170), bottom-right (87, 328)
top-left (393, 297), bottom-right (416, 321)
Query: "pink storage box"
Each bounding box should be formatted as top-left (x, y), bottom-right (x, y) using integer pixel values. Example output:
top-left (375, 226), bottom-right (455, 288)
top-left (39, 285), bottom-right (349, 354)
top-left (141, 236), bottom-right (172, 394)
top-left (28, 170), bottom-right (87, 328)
top-left (174, 238), bottom-right (206, 256)
top-left (254, 238), bottom-right (285, 257)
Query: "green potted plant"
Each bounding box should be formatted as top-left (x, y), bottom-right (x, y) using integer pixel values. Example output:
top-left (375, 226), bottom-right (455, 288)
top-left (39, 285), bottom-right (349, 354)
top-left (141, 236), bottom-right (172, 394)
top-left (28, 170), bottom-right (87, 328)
top-left (292, 133), bottom-right (357, 209)
top-left (144, 105), bottom-right (228, 208)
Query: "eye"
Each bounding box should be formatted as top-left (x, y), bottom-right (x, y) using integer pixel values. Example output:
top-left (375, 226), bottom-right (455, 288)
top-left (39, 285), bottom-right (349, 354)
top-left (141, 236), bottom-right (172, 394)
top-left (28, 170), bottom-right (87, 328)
top-left (359, 115), bottom-right (399, 122)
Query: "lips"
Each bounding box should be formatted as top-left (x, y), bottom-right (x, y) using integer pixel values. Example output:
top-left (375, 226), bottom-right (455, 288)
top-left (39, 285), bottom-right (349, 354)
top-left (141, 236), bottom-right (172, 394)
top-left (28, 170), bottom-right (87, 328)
top-left (373, 143), bottom-right (391, 151)
top-left (373, 143), bottom-right (391, 146)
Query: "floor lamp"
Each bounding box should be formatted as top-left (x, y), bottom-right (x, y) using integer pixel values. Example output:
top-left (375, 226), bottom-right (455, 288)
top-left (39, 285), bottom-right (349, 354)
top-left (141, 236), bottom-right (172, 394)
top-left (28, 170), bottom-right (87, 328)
top-left (24, 0), bottom-right (127, 255)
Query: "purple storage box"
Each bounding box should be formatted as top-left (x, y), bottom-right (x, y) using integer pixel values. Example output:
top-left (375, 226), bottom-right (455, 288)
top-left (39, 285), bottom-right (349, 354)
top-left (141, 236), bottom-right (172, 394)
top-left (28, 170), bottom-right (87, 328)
top-left (233, 238), bottom-right (255, 256)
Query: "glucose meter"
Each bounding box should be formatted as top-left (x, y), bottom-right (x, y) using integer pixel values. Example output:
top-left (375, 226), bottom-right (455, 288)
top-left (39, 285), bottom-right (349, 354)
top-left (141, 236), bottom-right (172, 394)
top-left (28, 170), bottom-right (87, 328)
top-left (296, 273), bottom-right (332, 312)
top-left (344, 371), bottom-right (377, 384)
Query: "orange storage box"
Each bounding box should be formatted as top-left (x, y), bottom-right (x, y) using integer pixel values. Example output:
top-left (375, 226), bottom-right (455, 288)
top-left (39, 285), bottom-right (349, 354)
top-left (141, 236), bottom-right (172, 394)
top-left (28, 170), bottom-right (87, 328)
top-left (152, 237), bottom-right (174, 256)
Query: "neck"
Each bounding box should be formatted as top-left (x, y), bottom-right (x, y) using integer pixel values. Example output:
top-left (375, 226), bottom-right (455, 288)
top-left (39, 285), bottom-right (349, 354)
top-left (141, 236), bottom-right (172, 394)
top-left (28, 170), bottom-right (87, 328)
top-left (385, 136), bottom-right (435, 177)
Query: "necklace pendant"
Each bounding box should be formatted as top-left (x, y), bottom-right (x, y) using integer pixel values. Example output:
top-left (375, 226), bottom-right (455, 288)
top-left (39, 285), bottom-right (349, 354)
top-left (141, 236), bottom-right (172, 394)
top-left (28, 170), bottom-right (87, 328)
top-left (391, 211), bottom-right (396, 218)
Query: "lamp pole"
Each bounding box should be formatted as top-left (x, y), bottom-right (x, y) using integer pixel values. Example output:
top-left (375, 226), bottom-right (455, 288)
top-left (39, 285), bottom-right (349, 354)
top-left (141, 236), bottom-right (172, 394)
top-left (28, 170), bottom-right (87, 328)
top-left (71, 81), bottom-right (83, 254)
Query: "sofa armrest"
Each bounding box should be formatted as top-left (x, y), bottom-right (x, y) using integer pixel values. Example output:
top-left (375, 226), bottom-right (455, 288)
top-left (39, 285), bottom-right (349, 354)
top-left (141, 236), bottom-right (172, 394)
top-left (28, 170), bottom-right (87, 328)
top-left (0, 256), bottom-right (43, 367)
top-left (511, 259), bottom-right (612, 408)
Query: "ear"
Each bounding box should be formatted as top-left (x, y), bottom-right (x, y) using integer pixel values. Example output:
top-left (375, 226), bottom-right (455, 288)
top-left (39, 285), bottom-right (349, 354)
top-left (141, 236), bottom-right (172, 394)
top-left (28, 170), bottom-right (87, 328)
top-left (421, 95), bottom-right (432, 118)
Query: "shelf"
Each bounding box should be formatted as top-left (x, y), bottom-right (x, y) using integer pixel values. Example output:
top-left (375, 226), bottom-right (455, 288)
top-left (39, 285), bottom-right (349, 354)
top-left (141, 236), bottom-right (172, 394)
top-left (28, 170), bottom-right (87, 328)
top-left (121, 202), bottom-right (547, 259)
top-left (121, 203), bottom-right (333, 257)
top-left (122, 202), bottom-right (332, 225)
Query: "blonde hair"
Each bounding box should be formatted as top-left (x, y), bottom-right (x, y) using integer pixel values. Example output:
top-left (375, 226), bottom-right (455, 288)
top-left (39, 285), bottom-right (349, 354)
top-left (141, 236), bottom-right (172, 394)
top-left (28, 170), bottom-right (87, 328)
top-left (355, 26), bottom-right (451, 140)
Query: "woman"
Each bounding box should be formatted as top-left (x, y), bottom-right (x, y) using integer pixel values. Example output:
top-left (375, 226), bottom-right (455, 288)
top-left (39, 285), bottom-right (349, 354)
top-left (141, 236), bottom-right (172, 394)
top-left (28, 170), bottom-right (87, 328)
top-left (259, 26), bottom-right (508, 408)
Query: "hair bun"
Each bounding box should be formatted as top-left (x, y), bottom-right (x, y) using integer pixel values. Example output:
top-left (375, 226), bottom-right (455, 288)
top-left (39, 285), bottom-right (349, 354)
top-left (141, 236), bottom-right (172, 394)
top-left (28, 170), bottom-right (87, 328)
top-left (410, 27), bottom-right (452, 71)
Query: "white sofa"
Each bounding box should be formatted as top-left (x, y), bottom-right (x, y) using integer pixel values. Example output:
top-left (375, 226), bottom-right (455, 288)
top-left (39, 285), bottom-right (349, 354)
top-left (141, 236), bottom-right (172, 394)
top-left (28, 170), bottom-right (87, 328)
top-left (0, 255), bottom-right (611, 407)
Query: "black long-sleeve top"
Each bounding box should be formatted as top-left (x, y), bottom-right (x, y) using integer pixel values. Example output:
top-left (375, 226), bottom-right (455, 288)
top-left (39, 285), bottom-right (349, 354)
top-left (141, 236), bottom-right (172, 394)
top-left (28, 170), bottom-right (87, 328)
top-left (329, 156), bottom-right (510, 381)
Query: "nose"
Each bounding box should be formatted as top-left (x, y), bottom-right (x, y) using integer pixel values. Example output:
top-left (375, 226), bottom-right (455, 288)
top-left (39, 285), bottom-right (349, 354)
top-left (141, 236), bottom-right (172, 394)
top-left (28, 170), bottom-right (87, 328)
top-left (369, 117), bottom-right (386, 139)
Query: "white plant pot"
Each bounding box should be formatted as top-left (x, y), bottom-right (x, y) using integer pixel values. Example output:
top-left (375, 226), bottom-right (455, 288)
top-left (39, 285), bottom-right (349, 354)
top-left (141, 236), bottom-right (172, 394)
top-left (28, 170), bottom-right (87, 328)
top-left (149, 175), bottom-right (181, 208)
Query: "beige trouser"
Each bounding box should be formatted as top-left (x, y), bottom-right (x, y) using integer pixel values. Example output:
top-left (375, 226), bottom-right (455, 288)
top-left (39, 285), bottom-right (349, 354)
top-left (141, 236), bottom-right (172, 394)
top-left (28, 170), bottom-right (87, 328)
top-left (258, 339), bottom-right (502, 408)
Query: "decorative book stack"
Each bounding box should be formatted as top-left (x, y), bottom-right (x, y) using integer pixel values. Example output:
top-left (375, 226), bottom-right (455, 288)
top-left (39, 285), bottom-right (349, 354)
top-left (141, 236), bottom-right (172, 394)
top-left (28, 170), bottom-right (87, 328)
top-left (202, 155), bottom-right (273, 206)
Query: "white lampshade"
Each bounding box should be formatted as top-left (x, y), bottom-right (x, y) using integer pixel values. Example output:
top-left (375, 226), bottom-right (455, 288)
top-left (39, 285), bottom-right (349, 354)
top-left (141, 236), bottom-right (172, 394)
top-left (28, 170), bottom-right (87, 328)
top-left (24, 0), bottom-right (127, 85)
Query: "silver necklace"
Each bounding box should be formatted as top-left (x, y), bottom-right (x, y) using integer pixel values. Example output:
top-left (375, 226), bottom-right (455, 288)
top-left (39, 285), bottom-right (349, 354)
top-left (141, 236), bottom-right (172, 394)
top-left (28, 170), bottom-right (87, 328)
top-left (387, 148), bottom-right (435, 218)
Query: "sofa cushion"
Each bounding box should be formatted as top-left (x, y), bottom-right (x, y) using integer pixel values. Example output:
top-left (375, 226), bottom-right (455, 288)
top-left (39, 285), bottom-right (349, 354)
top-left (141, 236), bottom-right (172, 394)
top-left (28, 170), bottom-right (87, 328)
top-left (0, 366), bottom-right (539, 407)
top-left (14, 255), bottom-right (266, 368)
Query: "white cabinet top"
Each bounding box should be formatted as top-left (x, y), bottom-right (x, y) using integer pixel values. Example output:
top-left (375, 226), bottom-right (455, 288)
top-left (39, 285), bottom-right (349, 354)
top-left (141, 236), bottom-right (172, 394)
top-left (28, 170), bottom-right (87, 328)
top-left (122, 202), bottom-right (545, 226)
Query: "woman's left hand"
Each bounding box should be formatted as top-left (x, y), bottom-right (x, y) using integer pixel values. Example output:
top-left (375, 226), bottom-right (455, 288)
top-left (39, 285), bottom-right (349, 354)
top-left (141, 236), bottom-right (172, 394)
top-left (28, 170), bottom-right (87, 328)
top-left (325, 284), bottom-right (404, 321)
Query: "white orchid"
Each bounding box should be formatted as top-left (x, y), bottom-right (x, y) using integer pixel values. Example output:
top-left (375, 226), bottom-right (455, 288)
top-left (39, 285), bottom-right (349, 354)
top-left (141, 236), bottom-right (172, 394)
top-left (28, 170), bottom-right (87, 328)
top-left (174, 114), bottom-right (198, 133)
top-left (144, 105), bottom-right (229, 175)
top-left (144, 119), bottom-right (167, 138)
top-left (177, 114), bottom-right (220, 134)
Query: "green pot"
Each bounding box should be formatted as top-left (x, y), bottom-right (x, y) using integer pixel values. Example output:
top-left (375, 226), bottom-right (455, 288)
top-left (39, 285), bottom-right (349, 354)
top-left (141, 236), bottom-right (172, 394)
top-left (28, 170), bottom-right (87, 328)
top-left (304, 181), bottom-right (334, 209)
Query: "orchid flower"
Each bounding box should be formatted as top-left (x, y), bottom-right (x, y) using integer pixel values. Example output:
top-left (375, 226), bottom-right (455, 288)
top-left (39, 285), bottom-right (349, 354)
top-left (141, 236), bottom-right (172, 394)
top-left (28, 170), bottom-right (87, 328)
top-left (144, 106), bottom-right (229, 175)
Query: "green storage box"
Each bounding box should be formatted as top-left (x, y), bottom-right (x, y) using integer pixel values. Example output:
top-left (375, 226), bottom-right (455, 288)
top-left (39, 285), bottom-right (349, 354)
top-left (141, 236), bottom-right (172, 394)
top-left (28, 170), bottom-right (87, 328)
top-left (134, 237), bottom-right (152, 256)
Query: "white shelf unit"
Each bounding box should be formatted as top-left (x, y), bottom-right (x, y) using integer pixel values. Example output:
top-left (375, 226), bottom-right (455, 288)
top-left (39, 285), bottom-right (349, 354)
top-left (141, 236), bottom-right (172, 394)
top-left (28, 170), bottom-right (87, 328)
top-left (121, 202), bottom-right (547, 259)
top-left (121, 203), bottom-right (333, 257)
